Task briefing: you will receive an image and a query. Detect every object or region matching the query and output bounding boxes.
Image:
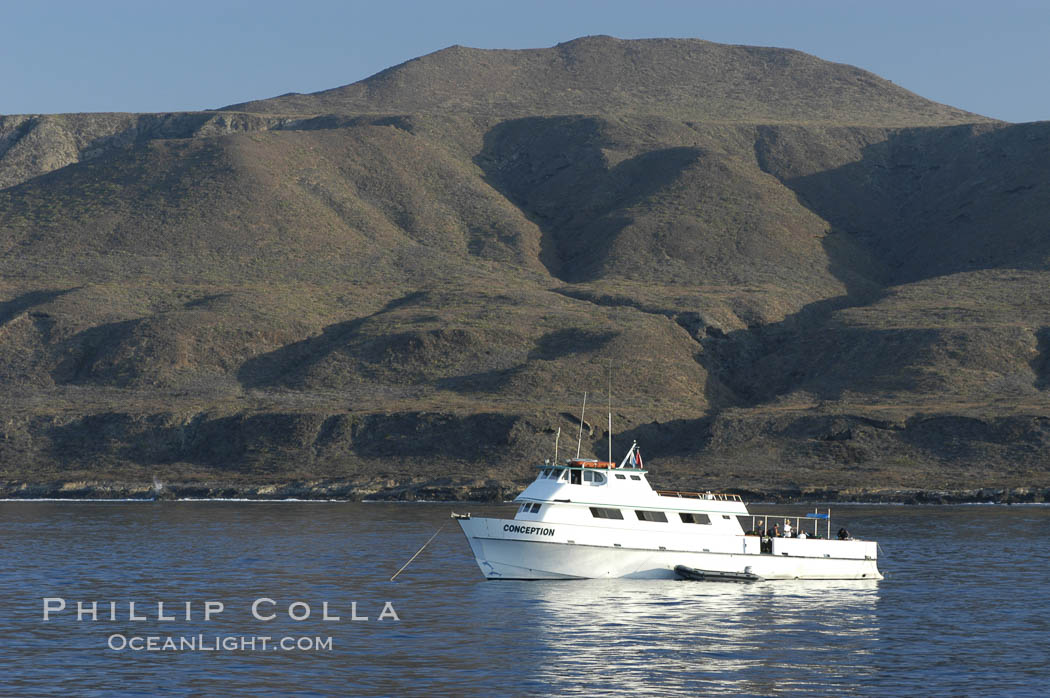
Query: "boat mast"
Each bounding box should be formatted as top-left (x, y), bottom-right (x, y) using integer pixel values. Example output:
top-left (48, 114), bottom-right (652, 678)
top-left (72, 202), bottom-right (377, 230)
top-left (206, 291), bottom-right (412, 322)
top-left (554, 427), bottom-right (560, 464)
top-left (575, 392), bottom-right (587, 459)
top-left (607, 365), bottom-right (612, 464)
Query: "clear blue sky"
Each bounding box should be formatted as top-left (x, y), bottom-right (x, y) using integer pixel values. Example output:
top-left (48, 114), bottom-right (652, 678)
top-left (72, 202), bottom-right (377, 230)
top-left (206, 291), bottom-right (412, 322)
top-left (3, 0), bottom-right (1048, 123)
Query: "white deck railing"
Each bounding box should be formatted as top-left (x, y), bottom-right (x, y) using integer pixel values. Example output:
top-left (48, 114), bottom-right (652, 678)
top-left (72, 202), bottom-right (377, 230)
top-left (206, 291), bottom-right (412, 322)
top-left (655, 490), bottom-right (743, 502)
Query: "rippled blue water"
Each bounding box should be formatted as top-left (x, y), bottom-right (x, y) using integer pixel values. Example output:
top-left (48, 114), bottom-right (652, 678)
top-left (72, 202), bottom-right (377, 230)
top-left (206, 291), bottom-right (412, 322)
top-left (2, 501), bottom-right (1048, 696)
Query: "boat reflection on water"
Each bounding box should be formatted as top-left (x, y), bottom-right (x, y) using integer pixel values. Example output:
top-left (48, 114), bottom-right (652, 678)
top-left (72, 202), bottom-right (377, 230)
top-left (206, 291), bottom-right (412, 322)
top-left (475, 578), bottom-right (880, 694)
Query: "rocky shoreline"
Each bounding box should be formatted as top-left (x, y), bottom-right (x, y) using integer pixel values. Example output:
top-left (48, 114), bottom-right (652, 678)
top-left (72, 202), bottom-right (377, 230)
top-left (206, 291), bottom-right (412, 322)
top-left (2, 479), bottom-right (1048, 505)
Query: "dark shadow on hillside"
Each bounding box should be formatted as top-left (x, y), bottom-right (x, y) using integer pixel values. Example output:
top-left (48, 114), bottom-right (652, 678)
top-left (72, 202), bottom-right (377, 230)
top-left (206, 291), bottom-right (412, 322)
top-left (757, 121), bottom-right (1050, 287)
top-left (436, 328), bottom-right (617, 394)
top-left (1033, 327), bottom-right (1050, 391)
top-left (183, 293), bottom-right (232, 309)
top-left (237, 291), bottom-right (427, 390)
top-left (434, 365), bottom-right (523, 394)
top-left (44, 409), bottom-right (520, 471)
top-left (0, 288), bottom-right (77, 326)
top-left (542, 283), bottom-right (881, 409)
top-left (896, 414), bottom-right (1050, 459)
top-left (272, 114), bottom-right (416, 134)
top-left (594, 417), bottom-right (715, 464)
top-left (0, 117), bottom-right (39, 164)
top-left (530, 328), bottom-right (617, 360)
top-left (475, 116), bottom-right (702, 282)
top-left (51, 318), bottom-right (145, 387)
top-left (701, 320), bottom-right (948, 405)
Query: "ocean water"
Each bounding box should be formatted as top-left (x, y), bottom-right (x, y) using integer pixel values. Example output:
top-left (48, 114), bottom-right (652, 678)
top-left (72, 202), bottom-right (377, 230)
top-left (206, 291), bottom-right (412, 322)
top-left (2, 501), bottom-right (1048, 696)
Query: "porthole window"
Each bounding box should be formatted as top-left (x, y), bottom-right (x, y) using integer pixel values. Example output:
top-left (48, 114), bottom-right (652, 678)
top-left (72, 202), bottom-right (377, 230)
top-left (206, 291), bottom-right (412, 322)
top-left (614, 474), bottom-right (626, 480)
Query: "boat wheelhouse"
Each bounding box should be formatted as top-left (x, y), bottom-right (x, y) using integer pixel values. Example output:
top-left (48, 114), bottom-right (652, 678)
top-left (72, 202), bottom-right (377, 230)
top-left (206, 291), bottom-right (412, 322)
top-left (455, 443), bottom-right (882, 580)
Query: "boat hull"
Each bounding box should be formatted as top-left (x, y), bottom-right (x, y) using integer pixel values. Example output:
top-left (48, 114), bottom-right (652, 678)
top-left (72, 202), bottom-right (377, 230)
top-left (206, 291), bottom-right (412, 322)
top-left (458, 517), bottom-right (882, 581)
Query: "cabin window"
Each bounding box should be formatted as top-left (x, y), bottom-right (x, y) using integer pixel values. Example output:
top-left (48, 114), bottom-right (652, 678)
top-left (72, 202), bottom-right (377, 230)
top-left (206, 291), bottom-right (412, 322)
top-left (559, 470), bottom-right (569, 481)
top-left (519, 504), bottom-right (528, 512)
top-left (570, 470), bottom-right (582, 485)
top-left (635, 510), bottom-right (668, 523)
top-left (614, 474), bottom-right (626, 480)
top-left (630, 475), bottom-right (641, 481)
top-left (679, 513), bottom-right (711, 525)
top-left (590, 507), bottom-right (624, 520)
top-left (530, 503), bottom-right (541, 513)
top-left (582, 471), bottom-right (606, 484)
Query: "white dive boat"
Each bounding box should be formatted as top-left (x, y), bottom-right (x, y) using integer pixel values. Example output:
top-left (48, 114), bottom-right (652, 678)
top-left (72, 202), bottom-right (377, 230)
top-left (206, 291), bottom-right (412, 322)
top-left (455, 442), bottom-right (882, 581)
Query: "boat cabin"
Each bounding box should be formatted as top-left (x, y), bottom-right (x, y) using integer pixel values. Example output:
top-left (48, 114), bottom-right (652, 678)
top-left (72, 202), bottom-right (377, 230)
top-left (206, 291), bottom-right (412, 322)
top-left (513, 450), bottom-right (749, 535)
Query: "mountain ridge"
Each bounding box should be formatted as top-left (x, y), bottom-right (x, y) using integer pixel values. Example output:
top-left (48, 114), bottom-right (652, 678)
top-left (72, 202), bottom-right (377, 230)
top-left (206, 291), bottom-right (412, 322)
top-left (222, 36), bottom-right (993, 126)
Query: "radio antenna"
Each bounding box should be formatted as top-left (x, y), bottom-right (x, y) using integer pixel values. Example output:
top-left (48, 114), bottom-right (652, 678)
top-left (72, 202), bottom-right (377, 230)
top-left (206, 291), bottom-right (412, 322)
top-left (607, 363), bottom-right (613, 464)
top-left (576, 392), bottom-right (587, 459)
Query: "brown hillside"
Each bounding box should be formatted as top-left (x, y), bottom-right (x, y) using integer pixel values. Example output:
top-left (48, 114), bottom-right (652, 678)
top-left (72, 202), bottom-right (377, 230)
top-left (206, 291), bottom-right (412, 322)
top-left (1, 37), bottom-right (1048, 502)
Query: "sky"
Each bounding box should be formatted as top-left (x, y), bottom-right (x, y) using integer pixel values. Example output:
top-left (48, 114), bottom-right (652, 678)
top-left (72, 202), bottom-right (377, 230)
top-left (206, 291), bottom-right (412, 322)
top-left (2, 0), bottom-right (1048, 123)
